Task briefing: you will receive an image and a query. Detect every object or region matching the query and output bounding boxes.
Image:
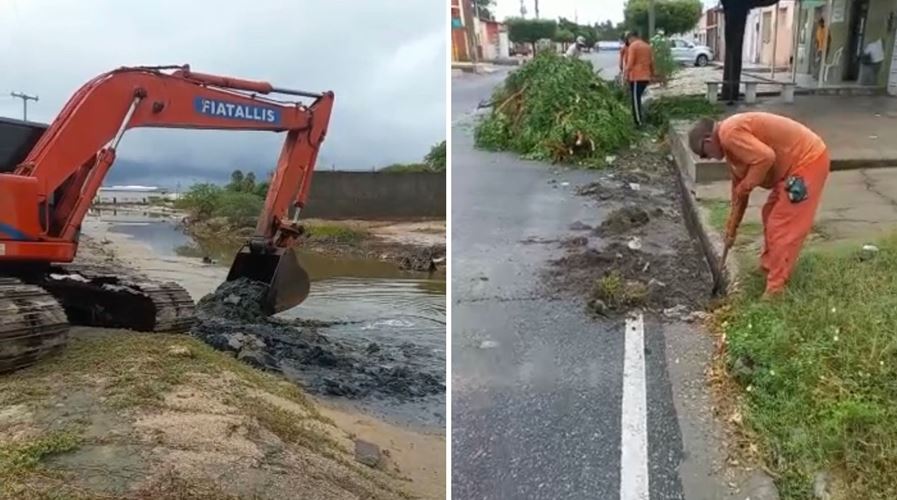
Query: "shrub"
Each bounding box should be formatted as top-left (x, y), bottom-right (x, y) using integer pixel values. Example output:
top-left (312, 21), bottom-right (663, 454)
top-left (474, 51), bottom-right (635, 166)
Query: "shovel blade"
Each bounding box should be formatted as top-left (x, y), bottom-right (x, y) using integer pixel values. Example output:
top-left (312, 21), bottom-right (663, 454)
top-left (226, 245), bottom-right (310, 315)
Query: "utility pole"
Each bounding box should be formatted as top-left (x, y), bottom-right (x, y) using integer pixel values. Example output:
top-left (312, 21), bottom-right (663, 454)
top-left (10, 92), bottom-right (38, 121)
top-left (464, 0), bottom-right (479, 67)
top-left (648, 0), bottom-right (656, 38)
top-left (519, 0), bottom-right (526, 17)
top-left (534, 0), bottom-right (540, 19)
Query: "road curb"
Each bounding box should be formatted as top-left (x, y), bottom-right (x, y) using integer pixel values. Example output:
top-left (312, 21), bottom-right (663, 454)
top-left (668, 126), bottom-right (739, 295)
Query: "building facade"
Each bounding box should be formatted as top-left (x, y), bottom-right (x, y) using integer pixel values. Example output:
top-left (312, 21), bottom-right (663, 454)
top-left (744, 1), bottom-right (796, 67)
top-left (95, 186), bottom-right (176, 205)
top-left (794, 0), bottom-right (897, 91)
top-left (450, 0), bottom-right (509, 62)
top-left (451, 0), bottom-right (469, 62)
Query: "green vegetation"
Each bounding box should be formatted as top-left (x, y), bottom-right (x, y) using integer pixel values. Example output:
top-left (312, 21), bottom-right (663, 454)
top-left (379, 141), bottom-right (446, 173)
top-left (624, 0), bottom-right (703, 36)
top-left (0, 430), bottom-right (82, 473)
top-left (649, 34), bottom-right (677, 84)
top-left (506, 18), bottom-right (559, 55)
top-left (558, 17), bottom-right (597, 47)
top-left (717, 233), bottom-right (897, 499)
top-left (176, 168), bottom-right (268, 225)
top-left (646, 95), bottom-right (723, 127)
top-left (305, 223), bottom-right (368, 244)
top-left (595, 19), bottom-right (627, 42)
top-left (473, 51), bottom-right (718, 166)
top-left (591, 271), bottom-right (647, 309)
top-left (554, 28), bottom-right (576, 45)
top-left (474, 51), bottom-right (634, 166)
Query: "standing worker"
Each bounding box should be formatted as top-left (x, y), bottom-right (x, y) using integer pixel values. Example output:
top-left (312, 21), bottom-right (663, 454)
top-left (815, 17), bottom-right (829, 71)
top-left (618, 34), bottom-right (630, 88)
top-left (566, 35), bottom-right (586, 58)
top-left (687, 112), bottom-right (830, 297)
top-left (624, 31), bottom-right (654, 127)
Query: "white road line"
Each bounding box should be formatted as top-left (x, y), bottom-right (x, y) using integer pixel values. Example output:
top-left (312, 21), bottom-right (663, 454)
top-left (620, 312), bottom-right (649, 500)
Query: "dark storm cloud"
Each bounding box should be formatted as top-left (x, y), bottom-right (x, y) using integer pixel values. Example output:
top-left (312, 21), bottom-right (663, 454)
top-left (0, 0), bottom-right (446, 186)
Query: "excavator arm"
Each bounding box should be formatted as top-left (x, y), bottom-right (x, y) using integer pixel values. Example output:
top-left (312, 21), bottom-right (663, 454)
top-left (0, 65), bottom-right (334, 312)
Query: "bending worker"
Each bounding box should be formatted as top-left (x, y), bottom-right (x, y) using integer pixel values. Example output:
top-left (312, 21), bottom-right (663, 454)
top-left (688, 112), bottom-right (830, 297)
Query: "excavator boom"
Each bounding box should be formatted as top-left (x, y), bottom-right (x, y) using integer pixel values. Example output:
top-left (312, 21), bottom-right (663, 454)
top-left (0, 64), bottom-right (334, 315)
top-left (0, 65), bottom-right (334, 373)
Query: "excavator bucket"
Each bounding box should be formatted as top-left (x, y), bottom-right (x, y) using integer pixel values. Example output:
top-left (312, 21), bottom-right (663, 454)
top-left (226, 245), bottom-right (310, 315)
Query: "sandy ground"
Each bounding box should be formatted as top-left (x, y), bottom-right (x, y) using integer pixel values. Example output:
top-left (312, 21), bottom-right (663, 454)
top-left (69, 216), bottom-right (446, 499)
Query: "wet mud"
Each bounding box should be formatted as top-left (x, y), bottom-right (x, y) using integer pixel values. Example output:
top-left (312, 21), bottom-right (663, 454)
top-left (547, 146), bottom-right (713, 316)
top-left (596, 206), bottom-right (653, 235)
top-left (191, 278), bottom-right (445, 400)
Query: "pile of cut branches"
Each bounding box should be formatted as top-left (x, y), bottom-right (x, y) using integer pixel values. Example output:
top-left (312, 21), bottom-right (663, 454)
top-left (474, 51), bottom-right (635, 166)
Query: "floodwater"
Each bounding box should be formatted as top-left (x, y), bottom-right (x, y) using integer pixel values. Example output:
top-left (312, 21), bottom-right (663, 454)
top-left (94, 209), bottom-right (446, 430)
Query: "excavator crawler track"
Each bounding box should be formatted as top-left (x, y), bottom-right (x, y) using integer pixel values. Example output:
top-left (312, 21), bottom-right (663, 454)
top-left (32, 264), bottom-right (195, 333)
top-left (0, 278), bottom-right (70, 373)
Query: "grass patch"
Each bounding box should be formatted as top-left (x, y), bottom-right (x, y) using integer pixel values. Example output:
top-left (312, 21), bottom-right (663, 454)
top-left (0, 429), bottom-right (83, 498)
top-left (0, 430), bottom-right (82, 472)
top-left (305, 223), bottom-right (369, 244)
top-left (0, 333), bottom-right (319, 416)
top-left (241, 397), bottom-right (340, 457)
top-left (645, 95), bottom-right (723, 129)
top-left (702, 199), bottom-right (762, 241)
top-left (590, 271), bottom-right (648, 309)
top-left (718, 232), bottom-right (897, 499)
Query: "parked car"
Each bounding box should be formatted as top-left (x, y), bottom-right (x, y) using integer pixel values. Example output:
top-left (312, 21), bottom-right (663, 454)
top-left (670, 38), bottom-right (713, 66)
top-left (596, 40), bottom-right (623, 51)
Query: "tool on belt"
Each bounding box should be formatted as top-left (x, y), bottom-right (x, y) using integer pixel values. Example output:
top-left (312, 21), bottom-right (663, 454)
top-left (786, 175), bottom-right (808, 203)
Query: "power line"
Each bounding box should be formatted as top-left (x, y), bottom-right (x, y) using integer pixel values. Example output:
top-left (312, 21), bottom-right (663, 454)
top-left (10, 91), bottom-right (38, 121)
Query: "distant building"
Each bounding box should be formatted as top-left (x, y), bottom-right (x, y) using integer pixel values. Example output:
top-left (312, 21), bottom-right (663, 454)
top-left (450, 0), bottom-right (509, 62)
top-left (94, 185), bottom-right (179, 205)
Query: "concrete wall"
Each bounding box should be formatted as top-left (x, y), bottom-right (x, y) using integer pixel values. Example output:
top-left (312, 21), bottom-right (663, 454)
top-left (301, 171), bottom-right (445, 219)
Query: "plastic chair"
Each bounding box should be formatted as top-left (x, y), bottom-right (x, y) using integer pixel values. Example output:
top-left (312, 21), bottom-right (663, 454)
top-left (822, 47), bottom-right (842, 83)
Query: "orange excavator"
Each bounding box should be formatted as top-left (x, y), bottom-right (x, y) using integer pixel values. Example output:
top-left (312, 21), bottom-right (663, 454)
top-left (0, 65), bottom-right (334, 372)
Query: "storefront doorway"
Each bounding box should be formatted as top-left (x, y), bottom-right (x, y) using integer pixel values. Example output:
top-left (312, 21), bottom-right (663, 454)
top-left (844, 0), bottom-right (870, 81)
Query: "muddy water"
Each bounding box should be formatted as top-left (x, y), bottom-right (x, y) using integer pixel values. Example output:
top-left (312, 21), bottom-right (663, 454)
top-left (98, 211), bottom-right (446, 430)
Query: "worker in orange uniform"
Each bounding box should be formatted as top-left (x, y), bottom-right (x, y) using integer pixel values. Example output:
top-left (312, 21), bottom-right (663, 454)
top-left (618, 34), bottom-right (629, 87)
top-left (815, 17), bottom-right (829, 71)
top-left (624, 31), bottom-right (654, 127)
top-left (687, 112), bottom-right (830, 297)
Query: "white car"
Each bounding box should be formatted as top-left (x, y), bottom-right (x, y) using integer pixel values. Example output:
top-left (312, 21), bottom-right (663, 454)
top-left (670, 38), bottom-right (713, 67)
top-left (596, 40), bottom-right (623, 51)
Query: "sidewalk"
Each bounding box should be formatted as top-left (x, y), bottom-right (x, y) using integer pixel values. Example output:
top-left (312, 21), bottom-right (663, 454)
top-left (670, 95), bottom-right (897, 183)
top-left (696, 167), bottom-right (897, 249)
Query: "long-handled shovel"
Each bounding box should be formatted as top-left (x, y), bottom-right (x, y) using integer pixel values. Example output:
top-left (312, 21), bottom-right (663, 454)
top-left (711, 244), bottom-right (730, 296)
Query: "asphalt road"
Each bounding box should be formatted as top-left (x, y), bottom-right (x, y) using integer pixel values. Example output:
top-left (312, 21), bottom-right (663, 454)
top-left (451, 51), bottom-right (719, 500)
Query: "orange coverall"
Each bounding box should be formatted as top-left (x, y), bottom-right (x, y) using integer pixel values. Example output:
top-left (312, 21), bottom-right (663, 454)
top-left (717, 112), bottom-right (830, 295)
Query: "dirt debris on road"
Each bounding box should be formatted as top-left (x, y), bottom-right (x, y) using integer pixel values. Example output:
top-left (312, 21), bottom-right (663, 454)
top-left (547, 144), bottom-right (713, 316)
top-left (191, 278), bottom-right (445, 401)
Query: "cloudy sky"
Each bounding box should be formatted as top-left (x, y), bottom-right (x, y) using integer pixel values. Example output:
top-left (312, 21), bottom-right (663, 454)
top-left (493, 0), bottom-right (718, 25)
top-left (0, 0), bottom-right (446, 187)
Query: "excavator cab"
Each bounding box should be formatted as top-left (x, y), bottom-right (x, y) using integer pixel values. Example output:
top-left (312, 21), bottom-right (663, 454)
top-left (225, 244), bottom-right (310, 315)
top-left (0, 117), bottom-right (47, 173)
